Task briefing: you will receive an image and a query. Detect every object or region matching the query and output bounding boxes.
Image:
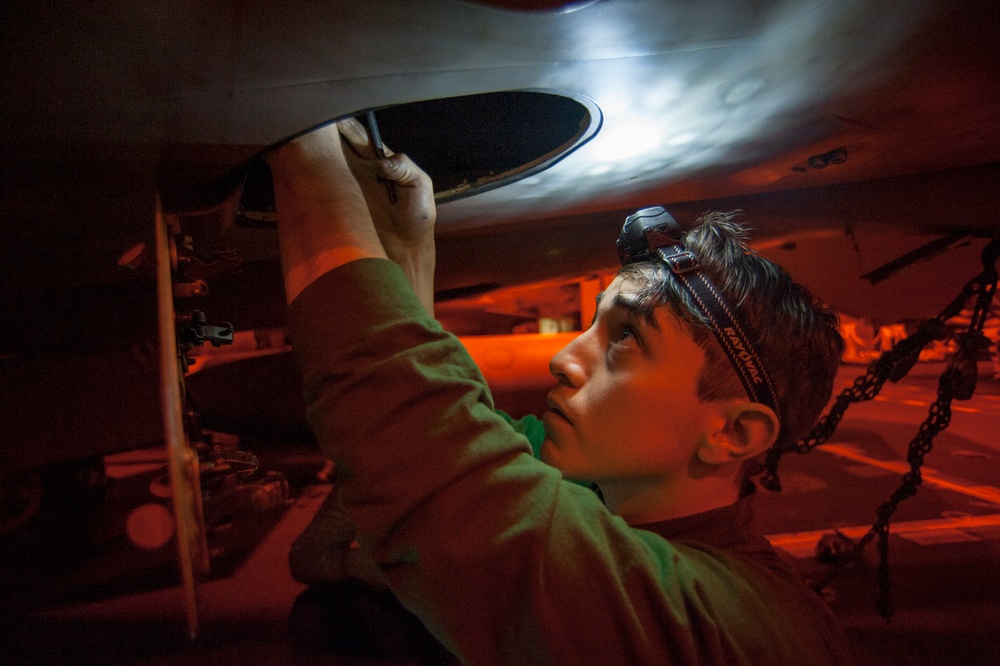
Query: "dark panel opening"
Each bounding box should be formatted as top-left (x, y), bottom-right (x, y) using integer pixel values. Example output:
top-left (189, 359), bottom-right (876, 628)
top-left (237, 89), bottom-right (599, 225)
top-left (372, 89), bottom-right (598, 202)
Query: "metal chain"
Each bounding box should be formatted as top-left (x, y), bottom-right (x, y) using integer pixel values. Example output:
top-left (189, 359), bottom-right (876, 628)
top-left (759, 324), bottom-right (941, 492)
top-left (840, 360), bottom-right (957, 620)
top-left (760, 236), bottom-right (999, 622)
top-left (761, 237), bottom-right (999, 491)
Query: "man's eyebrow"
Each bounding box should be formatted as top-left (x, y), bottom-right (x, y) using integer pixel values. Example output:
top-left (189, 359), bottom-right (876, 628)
top-left (611, 292), bottom-right (661, 331)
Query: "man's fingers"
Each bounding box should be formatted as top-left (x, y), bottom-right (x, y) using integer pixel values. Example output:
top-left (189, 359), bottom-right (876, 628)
top-left (337, 117), bottom-right (398, 160)
top-left (378, 153), bottom-right (429, 187)
top-left (337, 118), bottom-right (370, 153)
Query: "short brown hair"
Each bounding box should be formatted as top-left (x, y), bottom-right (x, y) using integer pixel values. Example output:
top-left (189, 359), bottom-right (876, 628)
top-left (618, 211), bottom-right (844, 453)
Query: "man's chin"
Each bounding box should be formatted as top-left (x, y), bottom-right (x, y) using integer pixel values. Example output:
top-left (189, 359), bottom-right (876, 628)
top-left (539, 437), bottom-right (556, 466)
top-left (540, 438), bottom-right (574, 474)
top-left (540, 439), bottom-right (584, 481)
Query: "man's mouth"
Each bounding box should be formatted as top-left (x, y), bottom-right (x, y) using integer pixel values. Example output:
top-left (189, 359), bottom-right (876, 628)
top-left (546, 397), bottom-right (571, 424)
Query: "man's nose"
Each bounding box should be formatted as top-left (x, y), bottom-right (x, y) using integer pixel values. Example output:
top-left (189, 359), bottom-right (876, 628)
top-left (549, 333), bottom-right (588, 387)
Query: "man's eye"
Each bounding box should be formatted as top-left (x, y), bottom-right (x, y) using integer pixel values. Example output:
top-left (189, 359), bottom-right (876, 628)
top-left (610, 325), bottom-right (640, 349)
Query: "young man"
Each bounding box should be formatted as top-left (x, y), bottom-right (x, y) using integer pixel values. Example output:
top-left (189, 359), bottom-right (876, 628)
top-left (271, 120), bottom-right (853, 664)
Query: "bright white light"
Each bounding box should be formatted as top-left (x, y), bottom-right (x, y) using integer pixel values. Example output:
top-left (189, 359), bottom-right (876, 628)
top-left (591, 123), bottom-right (662, 162)
top-left (666, 132), bottom-right (696, 146)
top-left (586, 163), bottom-right (615, 176)
top-left (643, 79), bottom-right (684, 111)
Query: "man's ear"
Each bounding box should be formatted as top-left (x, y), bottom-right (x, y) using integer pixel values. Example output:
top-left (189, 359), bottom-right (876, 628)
top-left (696, 402), bottom-right (779, 466)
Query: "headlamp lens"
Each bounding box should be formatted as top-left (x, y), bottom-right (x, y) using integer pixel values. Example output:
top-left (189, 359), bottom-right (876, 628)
top-left (617, 206), bottom-right (682, 265)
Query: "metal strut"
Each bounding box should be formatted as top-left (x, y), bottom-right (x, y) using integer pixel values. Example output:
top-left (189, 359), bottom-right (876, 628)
top-left (155, 199), bottom-right (210, 639)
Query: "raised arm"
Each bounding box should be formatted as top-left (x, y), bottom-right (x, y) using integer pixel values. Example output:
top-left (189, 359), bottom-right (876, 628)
top-left (337, 118), bottom-right (437, 315)
top-left (269, 119), bottom-right (437, 309)
top-left (269, 123), bottom-right (386, 304)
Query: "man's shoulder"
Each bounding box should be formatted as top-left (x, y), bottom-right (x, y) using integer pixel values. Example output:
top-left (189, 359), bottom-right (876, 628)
top-left (633, 501), bottom-right (853, 663)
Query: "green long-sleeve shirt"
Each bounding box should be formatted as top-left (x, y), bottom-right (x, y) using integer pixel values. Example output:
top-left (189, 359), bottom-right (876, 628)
top-left (288, 259), bottom-right (852, 665)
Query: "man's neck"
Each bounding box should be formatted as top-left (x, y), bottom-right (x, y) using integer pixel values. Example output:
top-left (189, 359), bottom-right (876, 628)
top-left (600, 474), bottom-right (741, 525)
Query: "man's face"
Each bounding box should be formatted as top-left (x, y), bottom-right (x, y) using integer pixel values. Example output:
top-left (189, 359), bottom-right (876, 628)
top-left (541, 274), bottom-right (715, 486)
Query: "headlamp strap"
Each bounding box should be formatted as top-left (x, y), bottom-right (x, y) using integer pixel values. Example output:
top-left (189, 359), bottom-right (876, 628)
top-left (652, 241), bottom-right (782, 422)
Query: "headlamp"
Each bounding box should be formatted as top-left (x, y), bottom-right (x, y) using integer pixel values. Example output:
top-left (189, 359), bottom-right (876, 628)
top-left (617, 206), bottom-right (683, 264)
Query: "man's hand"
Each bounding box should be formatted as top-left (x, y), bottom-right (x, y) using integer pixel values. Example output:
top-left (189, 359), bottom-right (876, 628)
top-left (337, 118), bottom-right (437, 315)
